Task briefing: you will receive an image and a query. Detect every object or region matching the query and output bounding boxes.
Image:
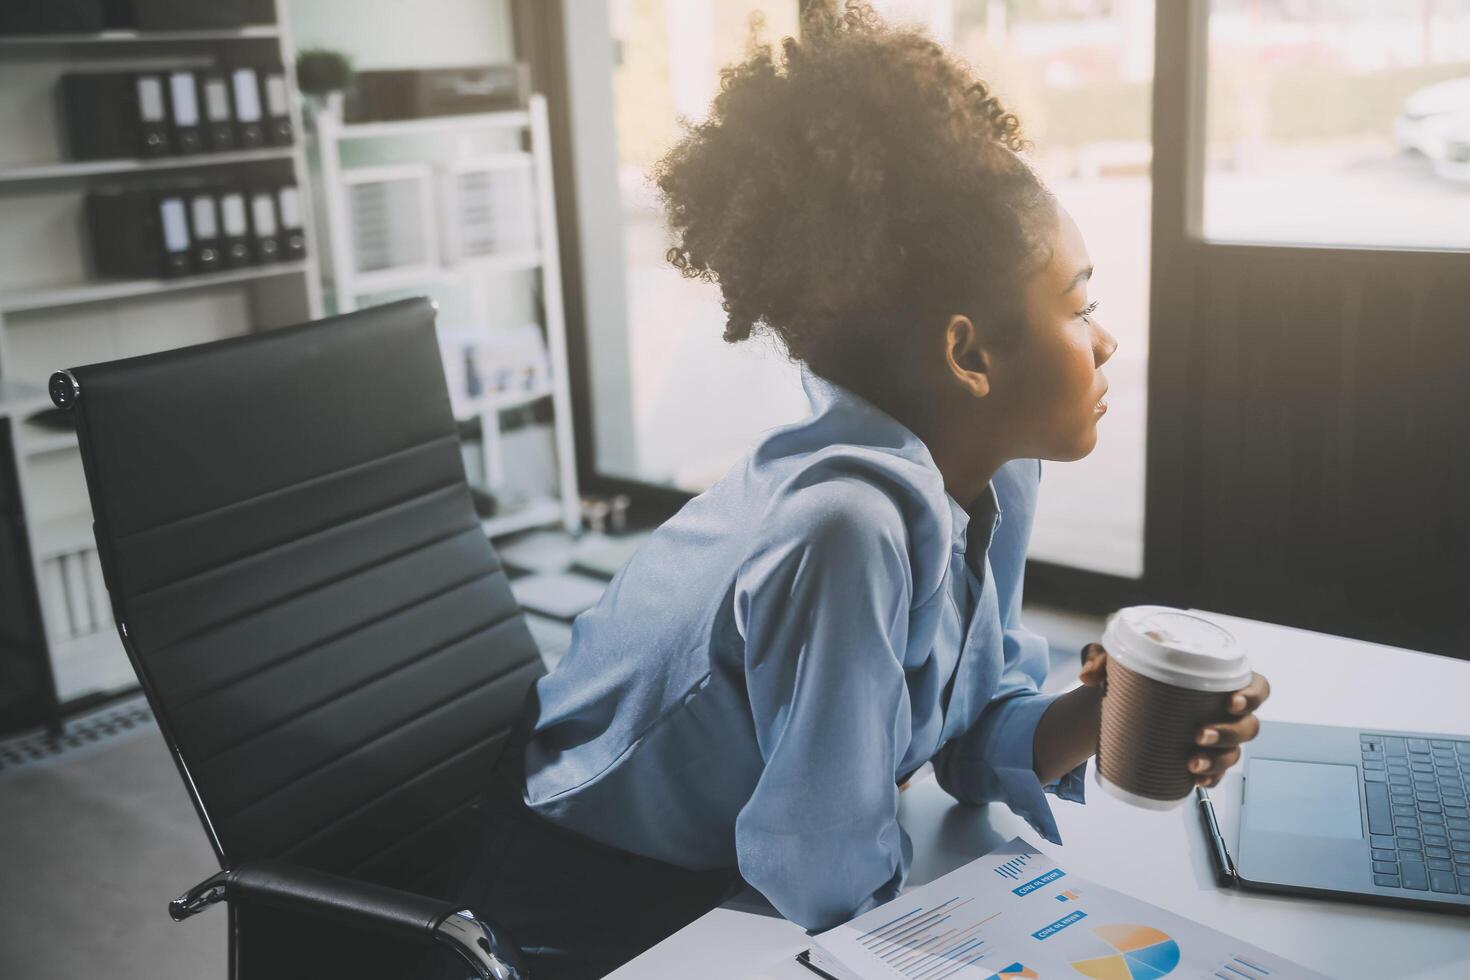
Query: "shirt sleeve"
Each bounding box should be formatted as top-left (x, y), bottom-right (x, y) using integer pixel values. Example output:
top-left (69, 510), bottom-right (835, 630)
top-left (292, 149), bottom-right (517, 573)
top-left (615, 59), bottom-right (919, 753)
top-left (931, 459), bottom-right (1087, 844)
top-left (931, 620), bottom-right (1087, 844)
top-left (732, 480), bottom-right (916, 933)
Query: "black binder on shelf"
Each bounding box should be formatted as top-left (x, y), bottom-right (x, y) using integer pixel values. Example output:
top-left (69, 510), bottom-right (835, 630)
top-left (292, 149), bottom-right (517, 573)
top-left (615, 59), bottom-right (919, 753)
top-left (275, 183), bottom-right (306, 260)
top-left (230, 66), bottom-right (265, 149)
top-left (102, 0), bottom-right (248, 30)
top-left (186, 188), bottom-right (223, 273)
top-left (247, 187), bottom-right (280, 263)
top-left (347, 65), bottom-right (527, 122)
top-left (166, 70), bottom-right (203, 155)
top-left (246, 0), bottom-right (277, 25)
top-left (198, 72), bottom-right (235, 152)
top-left (217, 187), bottom-right (253, 267)
top-left (260, 63), bottom-right (294, 146)
top-left (0, 0), bottom-right (105, 34)
top-left (86, 186), bottom-right (193, 279)
top-left (61, 72), bottom-right (171, 159)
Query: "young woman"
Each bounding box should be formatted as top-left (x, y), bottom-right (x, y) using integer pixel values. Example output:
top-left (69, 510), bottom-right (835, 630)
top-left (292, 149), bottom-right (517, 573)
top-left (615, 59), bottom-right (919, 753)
top-left (460, 4), bottom-right (1270, 977)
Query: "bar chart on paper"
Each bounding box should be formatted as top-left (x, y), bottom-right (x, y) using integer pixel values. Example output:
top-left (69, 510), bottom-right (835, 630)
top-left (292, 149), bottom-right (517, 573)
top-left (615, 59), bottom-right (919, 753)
top-left (849, 897), bottom-right (1007, 978)
top-left (993, 853), bottom-right (1036, 881)
top-left (808, 839), bottom-right (1327, 980)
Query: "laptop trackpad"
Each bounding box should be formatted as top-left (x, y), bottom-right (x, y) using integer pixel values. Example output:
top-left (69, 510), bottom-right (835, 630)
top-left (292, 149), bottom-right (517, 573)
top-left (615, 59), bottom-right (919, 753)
top-left (1246, 758), bottom-right (1363, 839)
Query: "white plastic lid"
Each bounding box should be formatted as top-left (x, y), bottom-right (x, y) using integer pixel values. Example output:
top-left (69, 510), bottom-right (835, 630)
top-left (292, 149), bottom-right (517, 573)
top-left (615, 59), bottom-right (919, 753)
top-left (1101, 605), bottom-right (1251, 692)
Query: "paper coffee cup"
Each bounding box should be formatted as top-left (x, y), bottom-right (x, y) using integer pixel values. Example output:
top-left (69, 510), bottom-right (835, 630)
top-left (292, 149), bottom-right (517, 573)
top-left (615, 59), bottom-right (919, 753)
top-left (1095, 606), bottom-right (1252, 810)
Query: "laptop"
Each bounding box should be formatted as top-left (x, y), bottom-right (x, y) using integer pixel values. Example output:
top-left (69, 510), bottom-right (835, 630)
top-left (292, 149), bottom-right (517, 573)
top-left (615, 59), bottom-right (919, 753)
top-left (1236, 721), bottom-right (1470, 913)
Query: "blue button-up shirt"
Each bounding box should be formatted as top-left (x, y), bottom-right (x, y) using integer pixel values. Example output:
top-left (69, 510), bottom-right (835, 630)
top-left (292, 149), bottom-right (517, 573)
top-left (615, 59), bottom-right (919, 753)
top-left (522, 369), bottom-right (1087, 931)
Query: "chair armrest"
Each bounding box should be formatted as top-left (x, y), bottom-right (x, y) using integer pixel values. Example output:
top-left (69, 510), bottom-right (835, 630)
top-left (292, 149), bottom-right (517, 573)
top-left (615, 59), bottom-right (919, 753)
top-left (170, 860), bottom-right (527, 980)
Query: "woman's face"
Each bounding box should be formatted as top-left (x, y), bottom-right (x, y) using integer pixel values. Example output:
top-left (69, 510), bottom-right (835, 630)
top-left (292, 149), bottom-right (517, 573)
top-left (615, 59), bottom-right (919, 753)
top-left (995, 204), bottom-right (1118, 462)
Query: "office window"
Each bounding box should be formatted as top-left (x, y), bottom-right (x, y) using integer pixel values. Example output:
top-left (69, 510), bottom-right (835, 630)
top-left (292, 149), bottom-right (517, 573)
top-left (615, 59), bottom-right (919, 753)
top-left (1203, 0), bottom-right (1470, 249)
top-left (603, 0), bottom-right (808, 492)
top-left (594, 0), bottom-right (1151, 576)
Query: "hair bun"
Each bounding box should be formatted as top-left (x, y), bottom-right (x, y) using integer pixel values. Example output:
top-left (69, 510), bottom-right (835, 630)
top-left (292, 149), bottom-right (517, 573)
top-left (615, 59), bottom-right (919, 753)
top-left (653, 0), bottom-right (1054, 396)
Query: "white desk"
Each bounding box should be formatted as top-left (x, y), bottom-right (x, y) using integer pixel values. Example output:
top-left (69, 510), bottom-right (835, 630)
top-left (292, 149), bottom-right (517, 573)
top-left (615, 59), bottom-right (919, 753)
top-left (609, 611), bottom-right (1470, 980)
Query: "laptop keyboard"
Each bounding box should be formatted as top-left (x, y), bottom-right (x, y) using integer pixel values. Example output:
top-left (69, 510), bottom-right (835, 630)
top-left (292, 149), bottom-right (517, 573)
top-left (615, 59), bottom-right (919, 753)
top-left (1361, 734), bottom-right (1470, 896)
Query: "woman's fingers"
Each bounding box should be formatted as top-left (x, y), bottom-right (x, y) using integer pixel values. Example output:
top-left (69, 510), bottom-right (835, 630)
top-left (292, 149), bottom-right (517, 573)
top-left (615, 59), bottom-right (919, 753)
top-left (1189, 747), bottom-right (1241, 782)
top-left (1179, 672), bottom-right (1270, 786)
top-left (1228, 671), bottom-right (1271, 715)
top-left (1195, 713), bottom-right (1261, 749)
top-left (1077, 642), bottom-right (1108, 688)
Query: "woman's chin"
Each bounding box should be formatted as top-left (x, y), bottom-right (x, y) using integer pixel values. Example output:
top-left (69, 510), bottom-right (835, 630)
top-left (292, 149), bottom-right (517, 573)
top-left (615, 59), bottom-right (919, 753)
top-left (1057, 429), bottom-right (1100, 462)
top-left (1035, 417), bottom-right (1104, 463)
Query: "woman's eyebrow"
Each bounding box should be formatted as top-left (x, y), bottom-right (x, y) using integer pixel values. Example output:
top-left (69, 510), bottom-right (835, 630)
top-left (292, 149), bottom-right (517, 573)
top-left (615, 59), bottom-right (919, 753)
top-left (1060, 265), bottom-right (1093, 295)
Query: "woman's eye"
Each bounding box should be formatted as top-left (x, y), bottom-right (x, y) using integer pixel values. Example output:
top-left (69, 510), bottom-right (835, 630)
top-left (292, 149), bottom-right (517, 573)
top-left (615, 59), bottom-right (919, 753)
top-left (1077, 300), bottom-right (1100, 321)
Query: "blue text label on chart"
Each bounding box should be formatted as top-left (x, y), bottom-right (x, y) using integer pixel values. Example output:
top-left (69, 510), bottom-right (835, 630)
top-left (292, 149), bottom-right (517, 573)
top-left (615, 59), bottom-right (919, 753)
top-left (1031, 910), bottom-right (1087, 940)
top-left (1011, 868), bottom-right (1065, 897)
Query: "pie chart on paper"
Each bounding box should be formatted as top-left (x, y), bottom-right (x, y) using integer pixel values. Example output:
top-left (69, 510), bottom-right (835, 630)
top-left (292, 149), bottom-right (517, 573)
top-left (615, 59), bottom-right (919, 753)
top-left (987, 966), bottom-right (1038, 980)
top-left (1069, 924), bottom-right (1181, 980)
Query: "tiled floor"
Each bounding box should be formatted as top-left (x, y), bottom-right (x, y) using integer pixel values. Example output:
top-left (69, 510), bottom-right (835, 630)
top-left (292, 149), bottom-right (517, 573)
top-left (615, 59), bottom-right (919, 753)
top-left (0, 547), bottom-right (1102, 979)
top-left (0, 700), bottom-right (225, 979)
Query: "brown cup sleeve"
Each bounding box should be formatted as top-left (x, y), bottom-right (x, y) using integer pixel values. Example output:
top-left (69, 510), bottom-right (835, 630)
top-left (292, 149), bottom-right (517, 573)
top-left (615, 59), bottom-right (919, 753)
top-left (1098, 655), bottom-right (1233, 802)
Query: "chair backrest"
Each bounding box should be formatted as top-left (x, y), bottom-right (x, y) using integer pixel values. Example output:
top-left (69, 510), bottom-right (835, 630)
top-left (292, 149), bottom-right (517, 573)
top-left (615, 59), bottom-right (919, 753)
top-left (55, 298), bottom-right (545, 878)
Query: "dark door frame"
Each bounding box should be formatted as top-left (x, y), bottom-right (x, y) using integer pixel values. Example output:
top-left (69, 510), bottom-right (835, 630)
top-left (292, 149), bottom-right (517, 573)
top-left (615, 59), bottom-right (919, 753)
top-left (1145, 0), bottom-right (1470, 657)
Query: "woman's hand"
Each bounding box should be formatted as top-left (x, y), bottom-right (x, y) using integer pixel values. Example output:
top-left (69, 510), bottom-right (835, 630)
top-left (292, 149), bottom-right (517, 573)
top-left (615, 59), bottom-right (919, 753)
top-left (1191, 672), bottom-right (1271, 787)
top-left (1079, 641), bottom-right (1108, 688)
top-left (1077, 642), bottom-right (1271, 788)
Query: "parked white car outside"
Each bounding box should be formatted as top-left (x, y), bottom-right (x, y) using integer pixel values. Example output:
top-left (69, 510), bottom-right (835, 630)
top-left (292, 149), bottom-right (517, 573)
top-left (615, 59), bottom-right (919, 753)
top-left (1393, 76), bottom-right (1470, 184)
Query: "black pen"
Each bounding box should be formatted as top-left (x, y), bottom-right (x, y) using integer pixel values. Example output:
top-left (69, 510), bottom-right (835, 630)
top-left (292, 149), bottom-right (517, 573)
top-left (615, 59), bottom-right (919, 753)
top-left (1196, 786), bottom-right (1237, 887)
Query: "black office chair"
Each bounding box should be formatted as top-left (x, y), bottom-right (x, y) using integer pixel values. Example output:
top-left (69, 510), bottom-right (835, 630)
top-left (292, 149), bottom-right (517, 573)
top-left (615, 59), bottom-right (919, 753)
top-left (49, 298), bottom-right (545, 980)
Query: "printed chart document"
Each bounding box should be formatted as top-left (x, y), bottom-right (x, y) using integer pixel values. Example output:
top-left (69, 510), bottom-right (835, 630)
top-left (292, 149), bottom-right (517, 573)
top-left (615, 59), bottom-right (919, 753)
top-left (802, 838), bottom-right (1325, 980)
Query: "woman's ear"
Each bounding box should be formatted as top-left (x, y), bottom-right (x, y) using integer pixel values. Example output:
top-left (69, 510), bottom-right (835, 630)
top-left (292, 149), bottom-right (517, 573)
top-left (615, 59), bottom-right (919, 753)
top-left (944, 315), bottom-right (991, 398)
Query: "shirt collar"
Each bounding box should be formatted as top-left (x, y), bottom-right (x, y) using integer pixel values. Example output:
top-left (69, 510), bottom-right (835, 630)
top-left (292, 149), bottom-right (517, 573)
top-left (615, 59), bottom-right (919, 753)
top-left (952, 482), bottom-right (1002, 558)
top-left (799, 366), bottom-right (1002, 555)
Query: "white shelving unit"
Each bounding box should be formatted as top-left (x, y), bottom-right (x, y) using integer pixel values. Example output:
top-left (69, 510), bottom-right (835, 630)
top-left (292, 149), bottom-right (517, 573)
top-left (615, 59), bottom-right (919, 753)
top-left (312, 95), bottom-right (580, 540)
top-left (16, 417), bottom-right (78, 457)
top-left (0, 146), bottom-right (296, 185)
top-left (0, 260), bottom-right (312, 314)
top-left (0, 380), bottom-right (52, 421)
top-left (0, 26), bottom-right (281, 46)
top-left (0, 2), bottom-right (324, 715)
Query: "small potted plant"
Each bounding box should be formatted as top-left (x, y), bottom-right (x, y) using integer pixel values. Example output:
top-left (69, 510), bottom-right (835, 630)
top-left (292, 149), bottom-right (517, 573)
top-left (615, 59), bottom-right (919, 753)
top-left (295, 47), bottom-right (354, 123)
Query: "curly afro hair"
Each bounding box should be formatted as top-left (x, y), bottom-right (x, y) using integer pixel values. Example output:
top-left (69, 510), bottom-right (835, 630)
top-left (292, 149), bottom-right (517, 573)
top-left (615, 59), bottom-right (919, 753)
top-left (655, 0), bottom-right (1057, 397)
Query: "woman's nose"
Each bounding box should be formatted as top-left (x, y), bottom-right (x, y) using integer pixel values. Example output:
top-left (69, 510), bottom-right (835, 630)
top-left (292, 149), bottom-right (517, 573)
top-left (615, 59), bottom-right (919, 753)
top-left (1093, 321), bottom-right (1118, 367)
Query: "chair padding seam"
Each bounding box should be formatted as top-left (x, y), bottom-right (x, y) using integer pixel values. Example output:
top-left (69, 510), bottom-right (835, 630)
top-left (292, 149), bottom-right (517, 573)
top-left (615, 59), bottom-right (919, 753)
top-left (142, 520), bottom-right (489, 664)
top-left (171, 563), bottom-right (507, 714)
top-left (128, 480), bottom-right (469, 606)
top-left (277, 724), bottom-right (516, 865)
top-left (194, 605), bottom-right (531, 767)
top-left (113, 432), bottom-right (462, 546)
top-left (221, 656), bottom-right (538, 825)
